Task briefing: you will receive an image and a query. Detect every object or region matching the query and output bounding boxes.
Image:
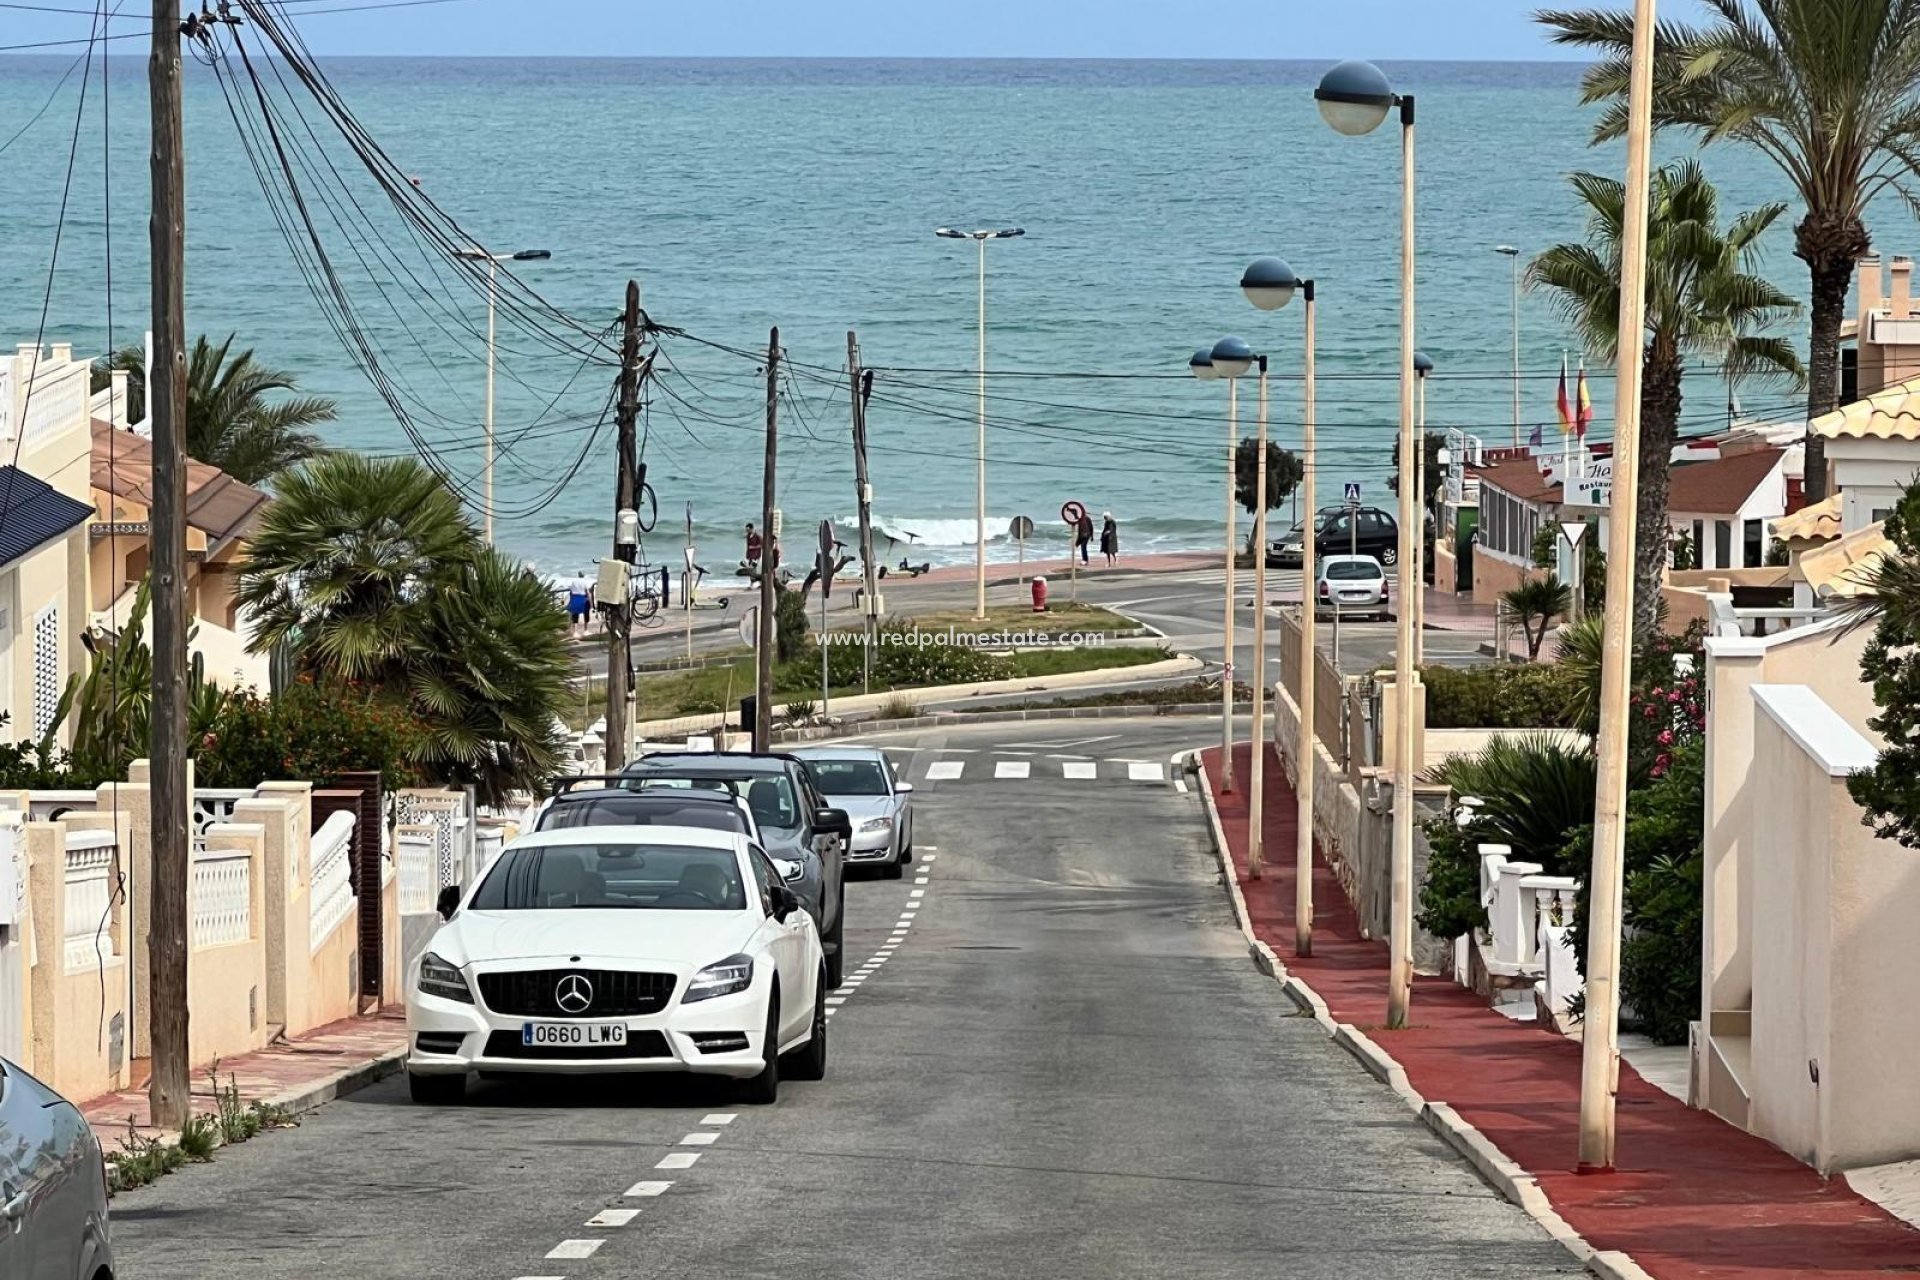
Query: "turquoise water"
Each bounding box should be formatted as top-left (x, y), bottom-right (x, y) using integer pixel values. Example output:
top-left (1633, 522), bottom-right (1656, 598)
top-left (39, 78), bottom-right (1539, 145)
top-left (0, 56), bottom-right (1872, 572)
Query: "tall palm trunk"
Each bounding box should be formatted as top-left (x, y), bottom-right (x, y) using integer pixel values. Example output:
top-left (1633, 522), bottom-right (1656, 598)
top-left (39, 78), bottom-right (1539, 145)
top-left (1634, 346), bottom-right (1685, 638)
top-left (1797, 214), bottom-right (1871, 503)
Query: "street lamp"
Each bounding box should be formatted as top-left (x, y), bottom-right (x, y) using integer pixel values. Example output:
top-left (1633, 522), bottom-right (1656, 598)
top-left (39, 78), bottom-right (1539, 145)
top-left (456, 246), bottom-right (553, 544)
top-left (1315, 56), bottom-right (1419, 1029)
top-left (1495, 246), bottom-right (1521, 446)
top-left (1414, 349), bottom-right (1433, 667)
top-left (1207, 335), bottom-right (1254, 793)
top-left (935, 226), bottom-right (1026, 621)
top-left (1241, 260), bottom-right (1317, 944)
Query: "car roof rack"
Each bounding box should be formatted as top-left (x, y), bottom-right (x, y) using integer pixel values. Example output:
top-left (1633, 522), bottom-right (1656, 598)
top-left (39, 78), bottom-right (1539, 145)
top-left (547, 774), bottom-right (749, 800)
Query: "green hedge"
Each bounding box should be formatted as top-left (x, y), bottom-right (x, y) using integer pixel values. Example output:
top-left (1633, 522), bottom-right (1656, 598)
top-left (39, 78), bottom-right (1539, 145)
top-left (1421, 662), bottom-right (1579, 729)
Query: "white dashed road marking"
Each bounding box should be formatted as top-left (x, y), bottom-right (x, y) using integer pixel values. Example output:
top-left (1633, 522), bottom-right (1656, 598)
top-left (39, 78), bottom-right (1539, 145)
top-left (655, 1152), bottom-right (700, 1170)
top-left (1062, 761), bottom-right (1098, 780)
top-left (994, 760), bottom-right (1031, 779)
top-left (925, 760), bottom-right (965, 781)
top-left (679, 1132), bottom-right (718, 1146)
top-left (586, 1208), bottom-right (640, 1227)
top-left (547, 1240), bottom-right (604, 1260)
top-left (1128, 762), bottom-right (1165, 782)
top-left (624, 1181), bottom-right (672, 1197)
top-left (702, 1113), bottom-right (736, 1126)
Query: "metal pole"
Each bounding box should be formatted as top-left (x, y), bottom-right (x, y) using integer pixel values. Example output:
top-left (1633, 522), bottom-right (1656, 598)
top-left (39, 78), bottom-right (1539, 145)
top-left (1250, 358), bottom-right (1270, 877)
top-left (1387, 95), bottom-right (1419, 1031)
top-left (1221, 377), bottom-right (1239, 792)
top-left (849, 333), bottom-right (878, 694)
top-left (605, 281), bottom-right (642, 771)
top-left (1511, 252), bottom-right (1522, 447)
top-left (1579, 0), bottom-right (1657, 1175)
top-left (484, 256), bottom-right (497, 544)
top-left (975, 236), bottom-right (989, 621)
top-left (147, 0), bottom-right (191, 1131)
top-left (821, 588), bottom-right (830, 716)
top-left (1415, 372), bottom-right (1426, 666)
top-left (756, 328), bottom-right (779, 752)
top-left (1297, 284), bottom-right (1318, 955)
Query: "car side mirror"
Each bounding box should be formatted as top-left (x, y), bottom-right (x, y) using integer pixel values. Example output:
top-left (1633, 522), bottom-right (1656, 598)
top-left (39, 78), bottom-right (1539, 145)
top-left (814, 807), bottom-right (853, 840)
top-left (771, 885), bottom-right (796, 922)
top-left (895, 781), bottom-right (914, 794)
top-left (436, 885), bottom-right (461, 921)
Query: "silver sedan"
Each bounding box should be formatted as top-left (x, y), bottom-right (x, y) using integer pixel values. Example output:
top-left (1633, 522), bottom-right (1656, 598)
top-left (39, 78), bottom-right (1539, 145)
top-left (793, 746), bottom-right (915, 878)
top-left (0, 1056), bottom-right (113, 1280)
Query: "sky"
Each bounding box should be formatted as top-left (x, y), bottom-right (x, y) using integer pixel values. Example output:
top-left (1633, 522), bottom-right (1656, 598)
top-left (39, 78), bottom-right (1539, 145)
top-left (6, 0), bottom-right (1715, 61)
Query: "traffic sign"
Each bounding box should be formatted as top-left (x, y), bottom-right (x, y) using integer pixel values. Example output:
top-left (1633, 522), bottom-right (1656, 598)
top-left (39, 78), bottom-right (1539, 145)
top-left (1343, 482), bottom-right (1362, 505)
top-left (1061, 500), bottom-right (1087, 526)
top-left (1560, 521), bottom-right (1588, 549)
top-left (1009, 515), bottom-right (1035, 540)
top-left (816, 520), bottom-right (837, 599)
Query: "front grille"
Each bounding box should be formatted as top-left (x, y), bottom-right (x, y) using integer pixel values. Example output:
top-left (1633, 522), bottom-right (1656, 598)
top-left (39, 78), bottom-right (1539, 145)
top-left (476, 969), bottom-right (676, 1018)
top-left (482, 1030), bottom-right (671, 1061)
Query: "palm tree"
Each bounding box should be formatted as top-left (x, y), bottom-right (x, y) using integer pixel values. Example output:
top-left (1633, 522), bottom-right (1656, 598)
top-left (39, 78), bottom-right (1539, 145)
top-left (238, 453), bottom-right (479, 681)
top-left (1540, 1), bottom-right (1920, 502)
top-left (1502, 576), bottom-right (1575, 661)
top-left (1528, 160), bottom-right (1800, 636)
top-left (93, 334), bottom-right (334, 484)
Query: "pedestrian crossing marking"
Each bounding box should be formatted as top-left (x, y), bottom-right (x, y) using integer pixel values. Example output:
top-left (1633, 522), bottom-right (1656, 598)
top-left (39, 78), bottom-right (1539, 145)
top-left (1127, 762), bottom-right (1164, 782)
top-left (994, 760), bottom-right (1031, 779)
top-left (917, 757), bottom-right (1179, 785)
top-left (1062, 761), bottom-right (1098, 780)
top-left (925, 760), bottom-right (965, 781)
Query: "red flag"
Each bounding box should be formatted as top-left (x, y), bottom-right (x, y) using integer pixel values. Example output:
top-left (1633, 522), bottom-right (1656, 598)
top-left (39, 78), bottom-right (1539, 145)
top-left (1556, 354), bottom-right (1574, 436)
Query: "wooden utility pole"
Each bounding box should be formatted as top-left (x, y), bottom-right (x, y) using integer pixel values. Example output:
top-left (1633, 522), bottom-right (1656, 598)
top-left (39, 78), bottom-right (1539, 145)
top-left (148, 0), bottom-right (191, 1130)
top-left (605, 281), bottom-right (643, 769)
top-left (755, 328), bottom-right (779, 751)
top-left (848, 332), bottom-right (879, 693)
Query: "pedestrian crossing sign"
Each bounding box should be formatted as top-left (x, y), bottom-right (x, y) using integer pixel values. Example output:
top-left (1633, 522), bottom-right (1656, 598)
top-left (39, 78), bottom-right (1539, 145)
top-left (1344, 482), bottom-right (1362, 504)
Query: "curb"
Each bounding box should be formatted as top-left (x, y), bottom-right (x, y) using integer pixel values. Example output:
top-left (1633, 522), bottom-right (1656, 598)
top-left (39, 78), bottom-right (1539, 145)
top-left (771, 701), bottom-right (1222, 744)
top-left (1193, 755), bottom-right (1654, 1280)
top-left (265, 1046), bottom-right (407, 1119)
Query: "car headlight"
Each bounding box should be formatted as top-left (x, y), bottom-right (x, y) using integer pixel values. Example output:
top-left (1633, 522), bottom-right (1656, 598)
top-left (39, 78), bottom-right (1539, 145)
top-left (683, 954), bottom-right (754, 1004)
top-left (858, 816), bottom-right (894, 833)
top-left (773, 858), bottom-right (805, 881)
top-left (418, 951), bottom-right (472, 1004)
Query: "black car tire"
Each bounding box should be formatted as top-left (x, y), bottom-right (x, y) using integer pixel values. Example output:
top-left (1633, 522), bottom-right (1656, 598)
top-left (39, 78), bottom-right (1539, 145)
top-left (1380, 546), bottom-right (1399, 566)
top-left (782, 967), bottom-right (829, 1081)
top-left (741, 999), bottom-right (781, 1105)
top-left (408, 1071), bottom-right (465, 1106)
top-left (883, 860), bottom-right (905, 880)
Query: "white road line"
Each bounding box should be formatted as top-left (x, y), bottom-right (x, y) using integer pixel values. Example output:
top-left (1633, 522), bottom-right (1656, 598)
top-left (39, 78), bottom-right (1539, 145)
top-left (921, 845), bottom-right (939, 851)
top-left (514, 1276), bottom-right (566, 1280)
top-left (925, 761), bottom-right (964, 781)
top-left (910, 888), bottom-right (926, 899)
top-left (1062, 761), bottom-right (1098, 780)
top-left (1128, 762), bottom-right (1165, 782)
top-left (994, 760), bottom-right (1031, 779)
top-left (624, 1181), bottom-right (672, 1197)
top-left (679, 1132), bottom-right (719, 1146)
top-left (655, 1152), bottom-right (700, 1170)
top-left (826, 998), bottom-right (846, 1006)
top-left (547, 1240), bottom-right (605, 1260)
top-left (586, 1208), bottom-right (640, 1227)
top-left (702, 1113), bottom-right (737, 1126)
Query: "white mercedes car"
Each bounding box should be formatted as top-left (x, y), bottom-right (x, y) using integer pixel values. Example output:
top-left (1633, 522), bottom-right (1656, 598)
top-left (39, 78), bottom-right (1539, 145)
top-left (404, 826), bottom-right (827, 1105)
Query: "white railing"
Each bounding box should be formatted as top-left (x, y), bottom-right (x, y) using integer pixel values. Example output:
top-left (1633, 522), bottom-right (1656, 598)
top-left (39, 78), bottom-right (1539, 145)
top-left (27, 791), bottom-right (102, 824)
top-left (192, 789), bottom-right (256, 845)
top-left (191, 848), bottom-right (252, 948)
top-left (62, 831), bottom-right (117, 972)
top-left (308, 810), bottom-right (356, 952)
top-left (396, 827), bottom-right (435, 916)
top-left (20, 358), bottom-right (84, 450)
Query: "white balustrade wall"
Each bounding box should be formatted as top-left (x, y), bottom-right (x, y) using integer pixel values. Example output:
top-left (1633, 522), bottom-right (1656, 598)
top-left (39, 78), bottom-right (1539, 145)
top-left (191, 848), bottom-right (252, 948)
top-left (308, 810), bottom-right (356, 953)
top-left (61, 831), bottom-right (117, 972)
top-left (396, 828), bottom-right (435, 916)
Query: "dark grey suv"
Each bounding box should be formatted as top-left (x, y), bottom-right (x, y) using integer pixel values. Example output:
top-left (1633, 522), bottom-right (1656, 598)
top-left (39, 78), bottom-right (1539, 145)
top-left (619, 754), bottom-right (851, 985)
top-left (0, 1056), bottom-right (113, 1280)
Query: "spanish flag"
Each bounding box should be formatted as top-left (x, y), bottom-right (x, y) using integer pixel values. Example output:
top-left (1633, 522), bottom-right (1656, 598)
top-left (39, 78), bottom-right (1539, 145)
top-left (1556, 354), bottom-right (1575, 435)
top-left (1576, 360), bottom-right (1593, 439)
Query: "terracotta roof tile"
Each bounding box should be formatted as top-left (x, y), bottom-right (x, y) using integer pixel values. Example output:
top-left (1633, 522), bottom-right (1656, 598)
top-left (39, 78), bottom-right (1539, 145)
top-left (91, 421), bottom-right (269, 553)
top-left (1665, 447), bottom-right (1784, 517)
top-left (1474, 456), bottom-right (1561, 505)
top-left (1810, 377), bottom-right (1920, 440)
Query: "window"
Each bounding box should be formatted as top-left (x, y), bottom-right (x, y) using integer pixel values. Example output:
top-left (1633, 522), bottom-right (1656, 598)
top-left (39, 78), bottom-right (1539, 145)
top-left (804, 759), bottom-right (890, 797)
top-left (32, 604), bottom-right (58, 741)
top-left (1714, 520), bottom-right (1732, 569)
top-left (1743, 518), bottom-right (1764, 568)
top-left (1324, 560), bottom-right (1384, 582)
top-left (538, 796), bottom-right (746, 834)
top-left (746, 847), bottom-right (776, 915)
top-left (469, 843), bottom-right (747, 911)
top-left (1873, 507), bottom-right (1894, 524)
top-left (1691, 520), bottom-right (1704, 567)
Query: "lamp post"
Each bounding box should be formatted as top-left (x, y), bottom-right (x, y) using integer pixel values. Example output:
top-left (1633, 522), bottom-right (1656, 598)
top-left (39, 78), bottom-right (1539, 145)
top-left (1191, 347), bottom-right (1232, 790)
top-left (1209, 338), bottom-right (1255, 793)
top-left (1579, 0), bottom-right (1659, 1176)
top-left (1414, 350), bottom-right (1433, 667)
top-left (1243, 257), bottom-right (1317, 937)
top-left (936, 226), bottom-right (1026, 621)
top-left (1316, 57), bottom-right (1419, 1028)
top-left (456, 246), bottom-right (552, 545)
top-left (1495, 245), bottom-right (1521, 447)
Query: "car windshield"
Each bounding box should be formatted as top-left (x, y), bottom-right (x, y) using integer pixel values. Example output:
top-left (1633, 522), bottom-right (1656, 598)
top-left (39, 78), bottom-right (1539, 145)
top-left (1325, 561), bottom-right (1382, 581)
top-left (628, 771), bottom-right (801, 833)
top-left (538, 796), bottom-right (747, 833)
top-left (805, 759), bottom-right (889, 797)
top-left (468, 844), bottom-right (747, 911)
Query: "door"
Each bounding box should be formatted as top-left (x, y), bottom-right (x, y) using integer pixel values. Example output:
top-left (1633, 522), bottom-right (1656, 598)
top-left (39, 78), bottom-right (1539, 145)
top-left (749, 849), bottom-right (811, 1046)
top-left (799, 773), bottom-right (843, 927)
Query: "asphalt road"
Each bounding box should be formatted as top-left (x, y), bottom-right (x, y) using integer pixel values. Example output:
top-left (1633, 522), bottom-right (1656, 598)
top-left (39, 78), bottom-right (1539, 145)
top-left (110, 717), bottom-right (1570, 1279)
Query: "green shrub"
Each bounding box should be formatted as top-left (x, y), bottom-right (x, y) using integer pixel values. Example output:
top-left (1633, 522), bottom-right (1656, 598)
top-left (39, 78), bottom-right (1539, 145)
top-left (1417, 810), bottom-right (1489, 940)
top-left (1421, 663), bottom-right (1579, 730)
top-left (195, 680), bottom-right (425, 792)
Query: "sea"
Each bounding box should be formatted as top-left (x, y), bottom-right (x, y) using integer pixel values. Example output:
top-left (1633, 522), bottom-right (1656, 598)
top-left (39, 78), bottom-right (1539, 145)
top-left (0, 55), bottom-right (1893, 574)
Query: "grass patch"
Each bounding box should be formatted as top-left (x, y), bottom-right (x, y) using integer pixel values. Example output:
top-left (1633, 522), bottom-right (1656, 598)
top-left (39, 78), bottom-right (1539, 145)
top-left (891, 602), bottom-right (1139, 637)
top-left (103, 1063), bottom-right (298, 1195)
top-left (957, 675), bottom-right (1247, 713)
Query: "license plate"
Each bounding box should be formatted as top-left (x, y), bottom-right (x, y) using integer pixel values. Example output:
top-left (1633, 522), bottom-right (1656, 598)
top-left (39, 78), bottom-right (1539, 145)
top-left (521, 1021), bottom-right (628, 1047)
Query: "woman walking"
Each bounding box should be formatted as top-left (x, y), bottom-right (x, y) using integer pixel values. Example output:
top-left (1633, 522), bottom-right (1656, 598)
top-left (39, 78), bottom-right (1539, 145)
top-left (1100, 512), bottom-right (1119, 567)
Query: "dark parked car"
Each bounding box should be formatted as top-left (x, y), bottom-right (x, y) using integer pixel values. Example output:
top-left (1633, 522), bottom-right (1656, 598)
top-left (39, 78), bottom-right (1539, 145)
top-left (0, 1056), bottom-right (113, 1280)
top-left (1269, 505), bottom-right (1401, 568)
top-left (533, 777), bottom-right (762, 841)
top-left (620, 753), bottom-right (852, 985)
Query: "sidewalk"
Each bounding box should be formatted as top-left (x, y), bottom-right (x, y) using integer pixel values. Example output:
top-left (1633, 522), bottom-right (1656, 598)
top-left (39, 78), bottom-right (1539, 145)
top-left (1202, 740), bottom-right (1920, 1279)
top-left (82, 1010), bottom-right (407, 1150)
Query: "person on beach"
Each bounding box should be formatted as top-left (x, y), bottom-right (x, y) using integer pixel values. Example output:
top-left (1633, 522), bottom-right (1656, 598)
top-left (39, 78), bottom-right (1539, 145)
top-left (566, 569), bottom-right (593, 638)
top-left (1076, 512), bottom-right (1094, 564)
top-left (745, 522), bottom-right (763, 567)
top-left (1100, 512), bottom-right (1118, 567)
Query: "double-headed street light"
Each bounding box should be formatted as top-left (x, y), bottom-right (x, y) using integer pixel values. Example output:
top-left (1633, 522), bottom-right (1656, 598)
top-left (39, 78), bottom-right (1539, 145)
top-left (1240, 261), bottom-right (1316, 932)
top-left (1494, 245), bottom-right (1522, 446)
top-left (935, 226), bottom-right (1026, 621)
top-left (1197, 336), bottom-right (1254, 793)
top-left (1315, 57), bottom-right (1419, 1028)
top-left (456, 246), bottom-right (553, 544)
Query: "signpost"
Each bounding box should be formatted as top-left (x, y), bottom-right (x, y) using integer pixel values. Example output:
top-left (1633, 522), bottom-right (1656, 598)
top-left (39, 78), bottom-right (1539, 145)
top-left (1010, 515), bottom-right (1035, 585)
top-left (1560, 520), bottom-right (1589, 622)
top-left (817, 519), bottom-right (835, 716)
top-left (1061, 501), bottom-right (1087, 603)
top-left (683, 502), bottom-right (696, 664)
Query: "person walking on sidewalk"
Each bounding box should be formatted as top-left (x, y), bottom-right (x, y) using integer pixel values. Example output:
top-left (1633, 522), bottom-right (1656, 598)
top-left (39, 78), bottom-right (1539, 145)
top-left (1076, 512), bottom-right (1094, 565)
top-left (566, 569), bottom-right (593, 638)
top-left (1100, 512), bottom-right (1119, 567)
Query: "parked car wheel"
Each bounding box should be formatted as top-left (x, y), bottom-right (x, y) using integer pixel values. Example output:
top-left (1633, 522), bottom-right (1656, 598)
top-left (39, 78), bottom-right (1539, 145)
top-left (1380, 546), bottom-right (1398, 566)
top-left (741, 1000), bottom-right (781, 1105)
top-left (782, 966), bottom-right (829, 1082)
top-left (408, 1071), bottom-right (465, 1106)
